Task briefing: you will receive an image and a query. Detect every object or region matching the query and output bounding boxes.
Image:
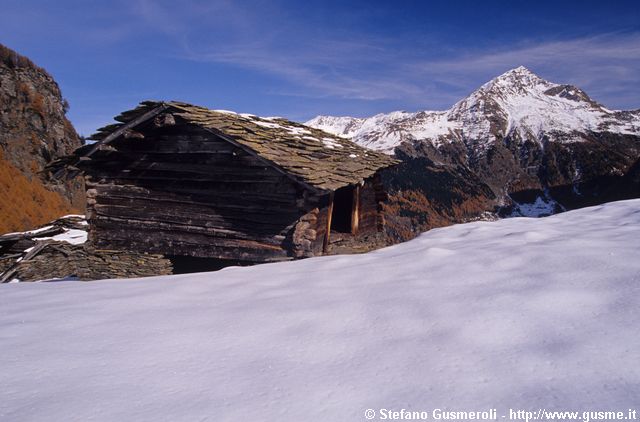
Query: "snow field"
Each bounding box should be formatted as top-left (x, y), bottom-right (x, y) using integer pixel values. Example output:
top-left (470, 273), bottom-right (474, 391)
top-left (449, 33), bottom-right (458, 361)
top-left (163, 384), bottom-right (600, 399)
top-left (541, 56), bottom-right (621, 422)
top-left (1, 200), bottom-right (639, 421)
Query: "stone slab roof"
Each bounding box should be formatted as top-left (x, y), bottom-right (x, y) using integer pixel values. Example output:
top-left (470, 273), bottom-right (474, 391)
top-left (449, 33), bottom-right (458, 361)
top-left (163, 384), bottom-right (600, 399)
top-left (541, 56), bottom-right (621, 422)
top-left (89, 101), bottom-right (397, 192)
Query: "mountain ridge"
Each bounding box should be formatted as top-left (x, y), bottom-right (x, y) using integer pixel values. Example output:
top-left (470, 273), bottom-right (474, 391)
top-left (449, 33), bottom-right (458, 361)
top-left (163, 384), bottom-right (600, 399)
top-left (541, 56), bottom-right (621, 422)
top-left (307, 66), bottom-right (640, 218)
top-left (308, 66), bottom-right (640, 153)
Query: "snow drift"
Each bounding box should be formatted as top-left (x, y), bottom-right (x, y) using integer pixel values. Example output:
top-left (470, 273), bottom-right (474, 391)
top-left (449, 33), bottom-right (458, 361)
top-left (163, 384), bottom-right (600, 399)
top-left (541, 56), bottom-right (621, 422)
top-left (1, 200), bottom-right (640, 421)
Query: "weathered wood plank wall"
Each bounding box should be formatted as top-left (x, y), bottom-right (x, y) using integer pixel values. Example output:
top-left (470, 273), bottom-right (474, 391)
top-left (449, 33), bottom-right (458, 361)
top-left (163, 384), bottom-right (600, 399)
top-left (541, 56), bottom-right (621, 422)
top-left (82, 119), bottom-right (387, 262)
top-left (85, 123), bottom-right (305, 261)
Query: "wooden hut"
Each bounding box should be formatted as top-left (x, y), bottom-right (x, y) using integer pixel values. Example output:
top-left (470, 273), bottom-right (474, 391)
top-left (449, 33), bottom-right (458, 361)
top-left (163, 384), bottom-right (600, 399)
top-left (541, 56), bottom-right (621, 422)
top-left (53, 101), bottom-right (397, 266)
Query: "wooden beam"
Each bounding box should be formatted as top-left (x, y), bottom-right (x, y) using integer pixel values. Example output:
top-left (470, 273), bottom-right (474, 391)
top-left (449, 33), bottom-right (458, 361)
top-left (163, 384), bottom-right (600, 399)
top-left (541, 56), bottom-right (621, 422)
top-left (351, 184), bottom-right (360, 235)
top-left (85, 104), bottom-right (169, 158)
top-left (323, 192), bottom-right (334, 254)
top-left (53, 104), bottom-right (169, 179)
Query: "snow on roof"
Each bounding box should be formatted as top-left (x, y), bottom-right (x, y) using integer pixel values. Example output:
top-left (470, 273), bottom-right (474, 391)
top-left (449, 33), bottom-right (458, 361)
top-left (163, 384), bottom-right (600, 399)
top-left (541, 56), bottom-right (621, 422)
top-left (2, 225), bottom-right (55, 237)
top-left (0, 216), bottom-right (89, 282)
top-left (88, 101), bottom-right (398, 192)
top-left (37, 229), bottom-right (88, 245)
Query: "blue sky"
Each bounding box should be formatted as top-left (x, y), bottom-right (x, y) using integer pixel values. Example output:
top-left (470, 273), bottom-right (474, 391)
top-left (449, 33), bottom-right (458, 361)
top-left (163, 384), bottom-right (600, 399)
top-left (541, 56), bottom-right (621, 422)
top-left (1, 0), bottom-right (639, 136)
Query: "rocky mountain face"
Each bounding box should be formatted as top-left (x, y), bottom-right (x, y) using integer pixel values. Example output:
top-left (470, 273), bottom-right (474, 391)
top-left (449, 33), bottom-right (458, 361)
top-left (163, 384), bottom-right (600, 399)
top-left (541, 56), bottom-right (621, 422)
top-left (378, 150), bottom-right (497, 242)
top-left (0, 44), bottom-right (84, 233)
top-left (308, 67), bottom-right (640, 226)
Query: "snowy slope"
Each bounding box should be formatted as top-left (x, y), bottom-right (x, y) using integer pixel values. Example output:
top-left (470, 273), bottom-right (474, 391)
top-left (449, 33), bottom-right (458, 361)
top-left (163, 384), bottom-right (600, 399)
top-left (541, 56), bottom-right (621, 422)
top-left (309, 110), bottom-right (454, 152)
top-left (307, 66), bottom-right (640, 153)
top-left (1, 200), bottom-right (640, 421)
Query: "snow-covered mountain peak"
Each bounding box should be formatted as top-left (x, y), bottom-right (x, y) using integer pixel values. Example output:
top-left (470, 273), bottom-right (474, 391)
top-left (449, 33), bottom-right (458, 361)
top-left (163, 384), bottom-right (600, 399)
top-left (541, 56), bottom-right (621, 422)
top-left (483, 66), bottom-right (548, 92)
top-left (307, 70), bottom-right (640, 218)
top-left (307, 68), bottom-right (640, 154)
top-left (453, 67), bottom-right (608, 120)
top-left (447, 67), bottom-right (613, 143)
top-left (455, 67), bottom-right (558, 111)
top-left (305, 115), bottom-right (366, 139)
top-left (497, 66), bottom-right (541, 81)
top-left (510, 65), bottom-right (535, 74)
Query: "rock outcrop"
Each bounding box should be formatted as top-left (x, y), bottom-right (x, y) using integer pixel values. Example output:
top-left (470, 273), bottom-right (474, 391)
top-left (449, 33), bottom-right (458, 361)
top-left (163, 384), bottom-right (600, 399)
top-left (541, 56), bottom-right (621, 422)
top-left (0, 43), bottom-right (84, 233)
top-left (379, 148), bottom-right (497, 242)
top-left (2, 243), bottom-right (173, 283)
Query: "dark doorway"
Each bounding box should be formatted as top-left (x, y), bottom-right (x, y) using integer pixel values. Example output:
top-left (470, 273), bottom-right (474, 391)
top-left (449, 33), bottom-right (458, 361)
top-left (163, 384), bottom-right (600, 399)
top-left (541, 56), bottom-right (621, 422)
top-left (167, 255), bottom-right (254, 274)
top-left (331, 186), bottom-right (354, 233)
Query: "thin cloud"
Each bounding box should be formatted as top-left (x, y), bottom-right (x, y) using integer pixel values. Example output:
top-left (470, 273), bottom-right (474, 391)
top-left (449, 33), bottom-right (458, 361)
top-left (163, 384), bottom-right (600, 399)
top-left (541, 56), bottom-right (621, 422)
top-left (106, 1), bottom-right (640, 110)
top-left (9, 0), bottom-right (637, 120)
top-left (181, 26), bottom-right (640, 110)
top-left (410, 32), bottom-right (640, 109)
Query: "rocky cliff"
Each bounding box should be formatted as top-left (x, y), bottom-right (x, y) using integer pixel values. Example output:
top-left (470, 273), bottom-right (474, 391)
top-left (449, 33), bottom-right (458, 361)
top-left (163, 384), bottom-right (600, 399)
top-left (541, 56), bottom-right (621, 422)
top-left (0, 44), bottom-right (84, 233)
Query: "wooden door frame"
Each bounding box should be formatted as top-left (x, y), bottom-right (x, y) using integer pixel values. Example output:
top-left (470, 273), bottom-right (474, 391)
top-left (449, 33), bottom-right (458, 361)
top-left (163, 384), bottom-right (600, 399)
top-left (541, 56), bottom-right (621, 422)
top-left (322, 192), bottom-right (334, 253)
top-left (351, 184), bottom-right (360, 235)
top-left (322, 184), bottom-right (360, 253)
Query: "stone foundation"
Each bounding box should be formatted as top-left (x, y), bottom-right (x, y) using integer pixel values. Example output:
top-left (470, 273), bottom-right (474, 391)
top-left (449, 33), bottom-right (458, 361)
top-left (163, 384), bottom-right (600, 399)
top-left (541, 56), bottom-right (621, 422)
top-left (2, 242), bottom-right (172, 282)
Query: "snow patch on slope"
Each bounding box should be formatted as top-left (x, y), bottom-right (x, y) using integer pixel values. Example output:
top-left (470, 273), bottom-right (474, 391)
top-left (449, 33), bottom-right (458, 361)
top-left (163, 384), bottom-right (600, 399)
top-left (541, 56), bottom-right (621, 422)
top-left (308, 111), bottom-right (458, 153)
top-left (509, 194), bottom-right (564, 217)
